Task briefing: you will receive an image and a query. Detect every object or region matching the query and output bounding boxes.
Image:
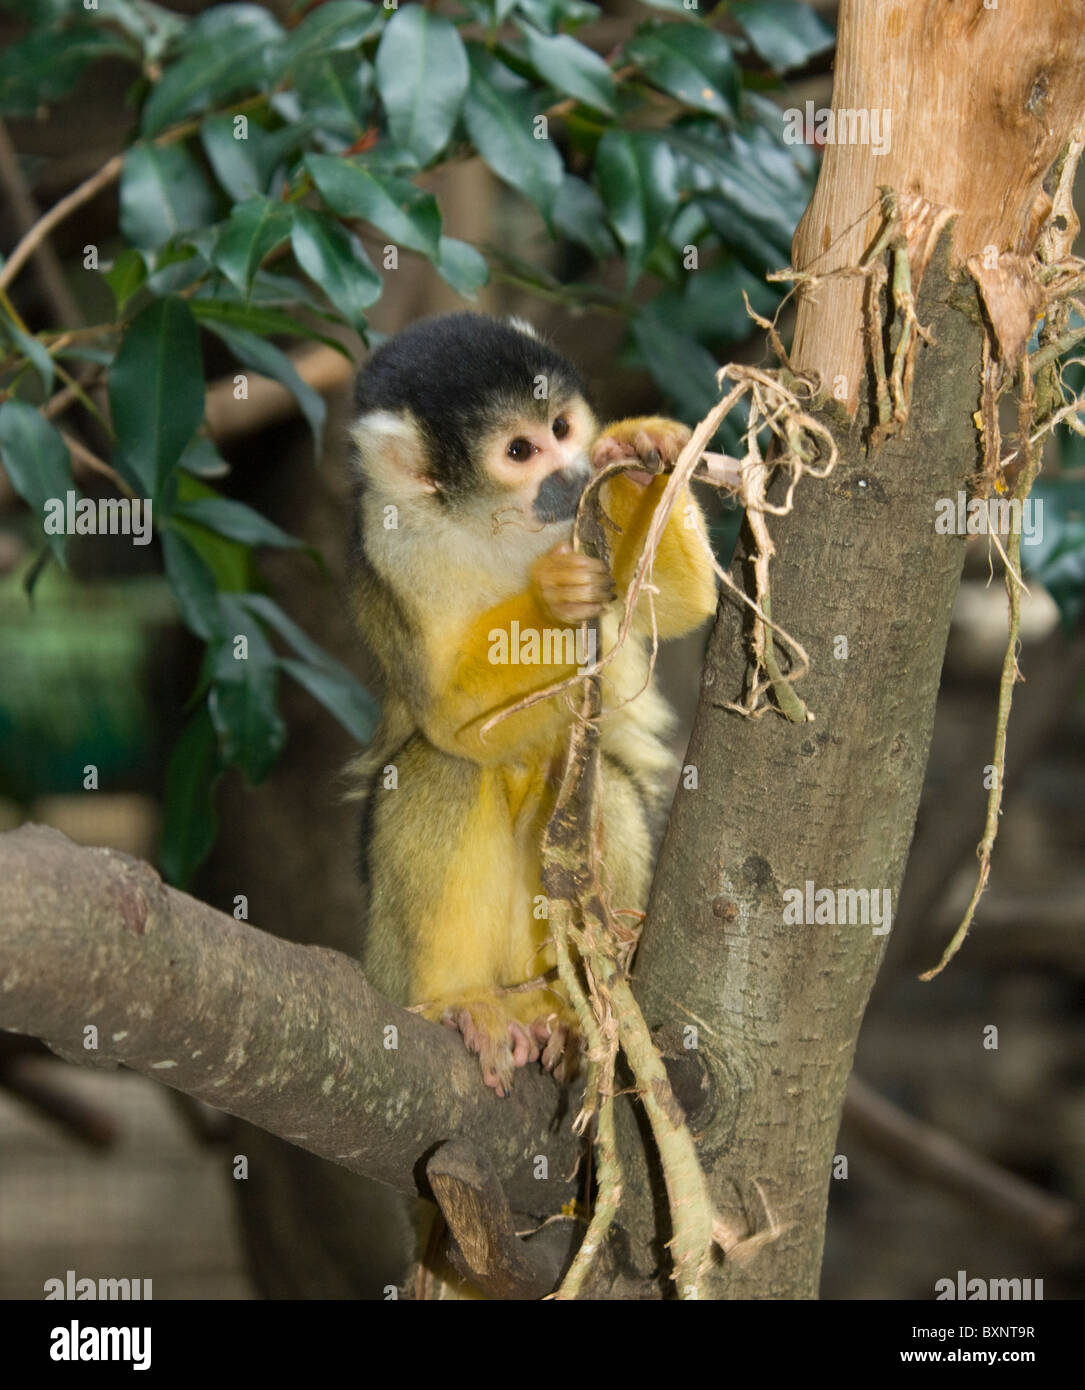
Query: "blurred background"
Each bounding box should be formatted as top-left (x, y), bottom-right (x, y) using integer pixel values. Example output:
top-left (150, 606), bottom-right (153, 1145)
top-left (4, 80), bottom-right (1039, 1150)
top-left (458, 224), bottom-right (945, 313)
top-left (0, 0), bottom-right (1081, 1299)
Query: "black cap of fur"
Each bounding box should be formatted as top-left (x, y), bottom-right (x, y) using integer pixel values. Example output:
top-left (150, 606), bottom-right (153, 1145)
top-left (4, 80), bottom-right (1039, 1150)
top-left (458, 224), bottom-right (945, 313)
top-left (353, 312), bottom-right (588, 501)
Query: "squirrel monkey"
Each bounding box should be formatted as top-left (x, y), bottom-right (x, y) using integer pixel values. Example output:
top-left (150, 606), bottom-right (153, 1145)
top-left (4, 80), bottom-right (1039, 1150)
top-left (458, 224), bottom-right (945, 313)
top-left (348, 313), bottom-right (716, 1096)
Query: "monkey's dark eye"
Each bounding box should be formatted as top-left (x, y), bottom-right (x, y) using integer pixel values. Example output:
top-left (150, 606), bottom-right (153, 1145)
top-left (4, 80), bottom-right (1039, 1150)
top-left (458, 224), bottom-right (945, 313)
top-left (506, 437), bottom-right (535, 461)
top-left (552, 416), bottom-right (570, 440)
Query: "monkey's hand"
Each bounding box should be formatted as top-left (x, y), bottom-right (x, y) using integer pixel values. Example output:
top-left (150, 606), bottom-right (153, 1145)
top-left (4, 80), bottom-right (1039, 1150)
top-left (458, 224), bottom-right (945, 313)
top-left (589, 415), bottom-right (716, 639)
top-left (591, 415), bottom-right (692, 485)
top-left (531, 542), bottom-right (614, 624)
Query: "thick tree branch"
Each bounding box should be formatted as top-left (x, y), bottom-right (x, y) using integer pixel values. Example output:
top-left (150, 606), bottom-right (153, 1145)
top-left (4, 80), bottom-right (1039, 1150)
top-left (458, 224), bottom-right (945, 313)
top-left (0, 824), bottom-right (580, 1218)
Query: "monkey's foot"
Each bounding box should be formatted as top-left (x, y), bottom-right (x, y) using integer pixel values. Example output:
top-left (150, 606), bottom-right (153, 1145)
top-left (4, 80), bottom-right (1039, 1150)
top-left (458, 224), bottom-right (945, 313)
top-left (440, 1001), bottom-right (540, 1097)
top-left (529, 1012), bottom-right (582, 1083)
top-left (592, 416), bottom-right (692, 484)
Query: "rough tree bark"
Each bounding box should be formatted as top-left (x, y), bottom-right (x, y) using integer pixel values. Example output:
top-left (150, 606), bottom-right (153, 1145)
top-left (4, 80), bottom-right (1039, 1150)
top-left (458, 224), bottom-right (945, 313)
top-left (626, 0), bottom-right (1085, 1298)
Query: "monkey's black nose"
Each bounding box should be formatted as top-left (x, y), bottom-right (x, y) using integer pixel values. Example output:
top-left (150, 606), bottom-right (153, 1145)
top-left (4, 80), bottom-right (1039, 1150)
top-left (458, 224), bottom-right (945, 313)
top-left (532, 465), bottom-right (589, 523)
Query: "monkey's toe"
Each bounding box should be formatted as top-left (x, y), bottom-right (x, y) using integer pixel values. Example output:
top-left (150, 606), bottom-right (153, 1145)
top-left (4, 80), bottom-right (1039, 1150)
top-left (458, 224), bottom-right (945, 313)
top-left (441, 1003), bottom-right (540, 1096)
top-left (530, 1013), bottom-right (582, 1081)
top-left (508, 1019), bottom-right (540, 1068)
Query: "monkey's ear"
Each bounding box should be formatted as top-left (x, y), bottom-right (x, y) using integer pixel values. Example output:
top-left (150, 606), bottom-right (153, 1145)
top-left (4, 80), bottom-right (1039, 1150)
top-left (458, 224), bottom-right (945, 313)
top-left (351, 410), bottom-right (438, 496)
top-left (506, 315), bottom-right (539, 341)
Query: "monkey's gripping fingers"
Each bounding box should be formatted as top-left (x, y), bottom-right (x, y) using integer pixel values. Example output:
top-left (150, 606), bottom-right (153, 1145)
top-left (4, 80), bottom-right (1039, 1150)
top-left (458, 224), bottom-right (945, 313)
top-left (532, 543), bottom-right (615, 625)
top-left (441, 1003), bottom-right (541, 1097)
top-left (530, 1014), bottom-right (582, 1084)
top-left (592, 416), bottom-right (693, 485)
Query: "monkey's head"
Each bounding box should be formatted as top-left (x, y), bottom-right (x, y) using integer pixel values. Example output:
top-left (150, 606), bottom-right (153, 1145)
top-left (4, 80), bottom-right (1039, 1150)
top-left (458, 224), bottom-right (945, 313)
top-left (351, 313), bottom-right (598, 536)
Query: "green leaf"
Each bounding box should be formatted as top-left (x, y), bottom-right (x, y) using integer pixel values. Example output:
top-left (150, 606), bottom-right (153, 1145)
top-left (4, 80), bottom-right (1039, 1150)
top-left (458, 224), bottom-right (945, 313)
top-left (276, 0), bottom-right (382, 72)
top-left (0, 0), bottom-right (78, 18)
top-left (649, 255), bottom-right (780, 345)
top-left (518, 25), bottom-right (615, 115)
top-left (96, 0), bottom-right (186, 65)
top-left (109, 297), bottom-right (204, 497)
top-left (212, 196), bottom-right (295, 294)
top-left (201, 114), bottom-right (267, 201)
top-left (244, 269), bottom-right (342, 316)
top-left (170, 475), bottom-right (254, 588)
top-left (141, 3), bottom-right (284, 136)
top-left (200, 321), bottom-right (326, 452)
top-left (290, 208), bottom-right (381, 325)
top-left (553, 174), bottom-right (616, 260)
top-left (375, 6), bottom-right (469, 165)
top-left (285, 49), bottom-right (372, 139)
top-left (144, 246), bottom-right (209, 296)
top-left (208, 595), bottom-right (286, 783)
top-left (668, 122), bottom-right (811, 274)
top-left (190, 295), bottom-right (351, 358)
top-left (306, 154), bottom-right (441, 257)
top-left (1023, 478), bottom-right (1085, 630)
top-left (0, 25), bottom-right (136, 116)
top-left (630, 308), bottom-right (720, 424)
top-left (119, 141), bottom-right (215, 251)
top-left (463, 45), bottom-right (564, 217)
top-left (514, 0), bottom-right (600, 30)
top-left (173, 495), bottom-right (314, 556)
top-left (160, 526), bottom-right (223, 641)
top-left (0, 306), bottom-right (55, 395)
top-left (236, 593), bottom-right (330, 667)
top-left (731, 0), bottom-right (835, 73)
top-left (595, 129), bottom-right (679, 285)
top-left (159, 704), bottom-right (224, 888)
top-left (280, 658), bottom-right (379, 745)
top-left (52, 345), bottom-right (116, 367)
top-left (0, 400), bottom-right (73, 565)
top-left (179, 435), bottom-right (230, 479)
top-left (241, 593), bottom-right (379, 744)
top-left (195, 268), bottom-right (346, 330)
top-left (103, 247), bottom-right (148, 313)
top-left (625, 23), bottom-right (739, 119)
top-left (434, 236), bottom-right (489, 298)
top-left (200, 113), bottom-right (312, 201)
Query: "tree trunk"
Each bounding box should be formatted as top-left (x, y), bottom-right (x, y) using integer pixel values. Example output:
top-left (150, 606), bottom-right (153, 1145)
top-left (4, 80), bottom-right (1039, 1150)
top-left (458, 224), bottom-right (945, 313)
top-left (626, 0), bottom-right (1085, 1298)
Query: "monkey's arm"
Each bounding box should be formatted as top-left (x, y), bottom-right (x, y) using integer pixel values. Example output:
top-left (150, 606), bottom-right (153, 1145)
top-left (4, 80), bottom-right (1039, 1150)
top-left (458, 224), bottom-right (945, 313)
top-left (597, 417), bottom-right (718, 639)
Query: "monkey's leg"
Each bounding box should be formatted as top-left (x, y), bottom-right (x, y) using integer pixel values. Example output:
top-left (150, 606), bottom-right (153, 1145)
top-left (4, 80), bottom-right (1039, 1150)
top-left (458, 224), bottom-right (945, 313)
top-left (365, 743), bottom-right (546, 1095)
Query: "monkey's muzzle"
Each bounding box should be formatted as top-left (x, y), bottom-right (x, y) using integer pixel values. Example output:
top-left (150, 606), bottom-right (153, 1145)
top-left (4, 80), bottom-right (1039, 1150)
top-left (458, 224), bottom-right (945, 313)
top-left (532, 461), bottom-right (591, 523)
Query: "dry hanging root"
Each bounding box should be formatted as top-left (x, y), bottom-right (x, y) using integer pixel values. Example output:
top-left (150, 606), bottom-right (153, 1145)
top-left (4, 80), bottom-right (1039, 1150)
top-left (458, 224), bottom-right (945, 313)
top-left (541, 670), bottom-right (781, 1300)
top-left (758, 174), bottom-right (1085, 978)
top-left (533, 368), bottom-right (837, 1296)
top-left (699, 363), bottom-right (838, 722)
top-left (770, 185), bottom-right (950, 449)
top-left (921, 125), bottom-right (1085, 979)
